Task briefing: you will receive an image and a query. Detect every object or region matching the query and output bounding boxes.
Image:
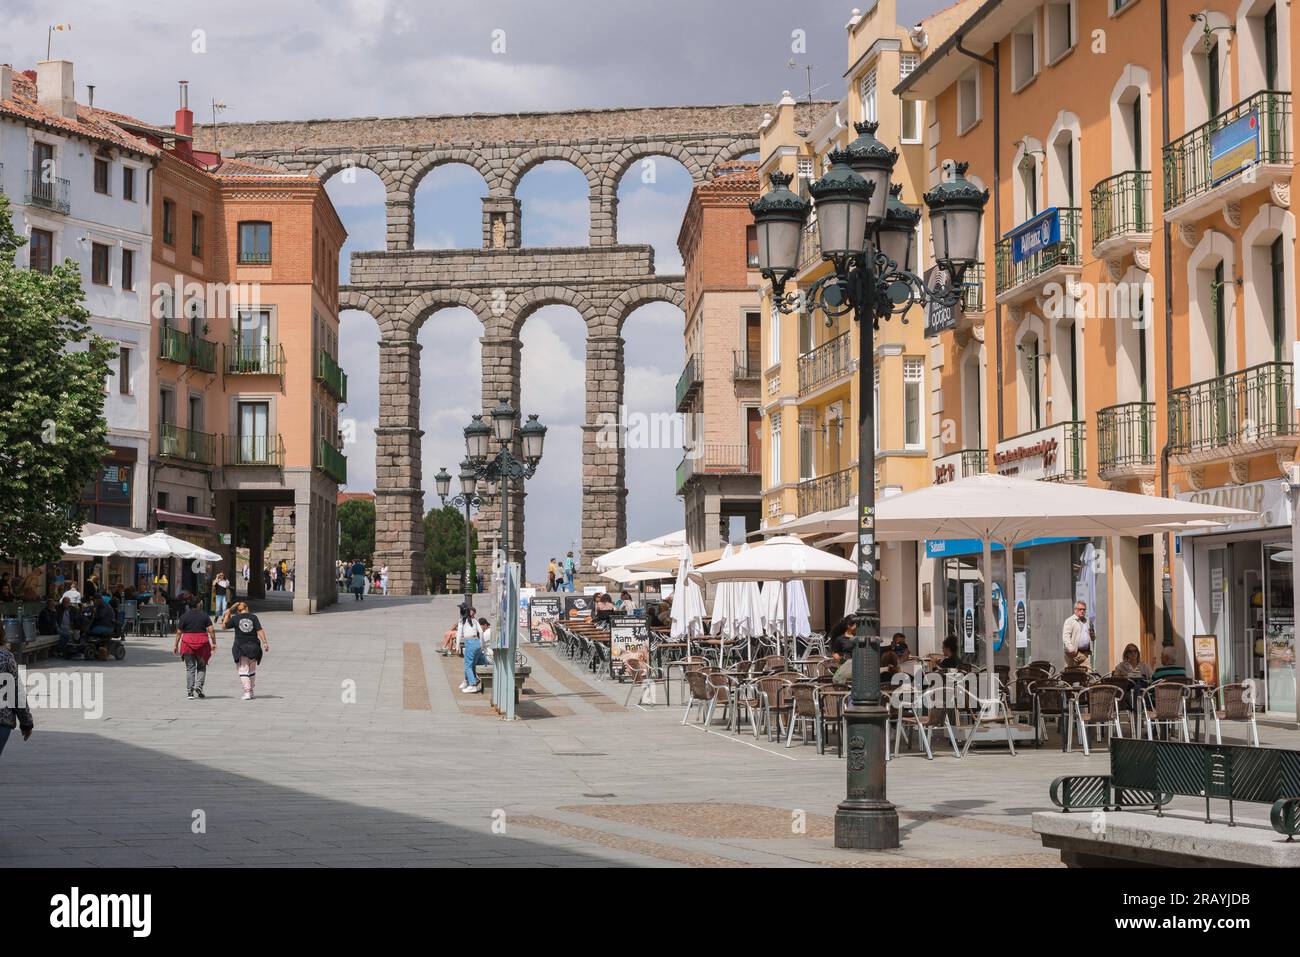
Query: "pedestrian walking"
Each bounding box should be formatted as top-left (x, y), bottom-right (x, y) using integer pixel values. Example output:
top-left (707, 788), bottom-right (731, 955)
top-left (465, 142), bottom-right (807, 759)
top-left (563, 551), bottom-right (576, 592)
top-left (227, 601), bottom-right (270, 700)
top-left (350, 558), bottom-right (367, 601)
top-left (0, 626), bottom-right (34, 757)
top-left (380, 564), bottom-right (389, 596)
top-left (213, 571), bottom-right (231, 619)
top-left (173, 597), bottom-right (216, 700)
top-left (547, 558), bottom-right (558, 592)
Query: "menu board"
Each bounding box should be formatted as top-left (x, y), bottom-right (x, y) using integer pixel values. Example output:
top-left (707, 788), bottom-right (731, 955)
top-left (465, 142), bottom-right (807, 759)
top-left (1193, 634), bottom-right (1220, 688)
top-left (564, 594), bottom-right (594, 621)
top-left (610, 615), bottom-right (649, 668)
top-left (518, 587), bottom-right (536, 635)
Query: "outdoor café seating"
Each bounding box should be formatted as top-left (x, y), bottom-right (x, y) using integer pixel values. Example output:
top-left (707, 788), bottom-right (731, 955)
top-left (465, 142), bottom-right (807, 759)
top-left (784, 681), bottom-right (820, 748)
top-left (1142, 681), bottom-right (1192, 741)
top-left (891, 684), bottom-right (963, 760)
top-left (1211, 682), bottom-right (1260, 747)
top-left (621, 657), bottom-right (669, 708)
top-left (1070, 684), bottom-right (1124, 756)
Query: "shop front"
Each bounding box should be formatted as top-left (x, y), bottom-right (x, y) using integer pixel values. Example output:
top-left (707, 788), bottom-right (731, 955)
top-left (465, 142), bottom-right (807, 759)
top-left (1176, 479), bottom-right (1296, 720)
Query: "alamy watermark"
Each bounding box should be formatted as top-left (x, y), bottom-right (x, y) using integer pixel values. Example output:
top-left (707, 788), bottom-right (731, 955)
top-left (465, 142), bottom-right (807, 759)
top-left (1, 668), bottom-right (103, 720)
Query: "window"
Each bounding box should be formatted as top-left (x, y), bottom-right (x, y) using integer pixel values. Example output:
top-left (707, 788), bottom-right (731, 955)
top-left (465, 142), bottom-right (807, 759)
top-left (769, 305), bottom-right (781, 365)
top-left (188, 393), bottom-right (203, 431)
top-left (860, 69), bottom-right (877, 123)
top-left (121, 248), bottom-right (134, 291)
top-left (745, 224), bottom-right (758, 267)
top-left (157, 491), bottom-right (170, 510)
top-left (29, 228), bottom-right (53, 274)
top-left (238, 221), bottom-right (272, 264)
top-left (1019, 154), bottom-right (1039, 219)
top-left (159, 387), bottom-right (174, 426)
top-left (238, 401), bottom-right (271, 462)
top-left (904, 357), bottom-right (925, 449)
top-left (186, 496), bottom-right (198, 515)
top-left (1213, 261), bottom-right (1227, 377)
top-left (1264, 4), bottom-right (1279, 90)
top-left (798, 311), bottom-right (814, 354)
top-left (93, 157), bottom-right (110, 194)
top-left (799, 412), bottom-right (816, 480)
top-left (1207, 40), bottom-right (1221, 116)
top-left (1011, 17), bottom-right (1039, 91)
top-left (33, 141), bottom-right (54, 181)
top-left (122, 166), bottom-right (135, 202)
top-left (118, 347), bottom-right (131, 395)
top-left (1271, 236), bottom-right (1285, 361)
top-left (191, 212), bottom-right (203, 257)
top-left (957, 70), bottom-right (981, 133)
top-left (81, 462), bottom-right (133, 526)
top-left (770, 414), bottom-right (782, 485)
top-left (91, 242), bottom-right (111, 285)
top-left (1045, 1), bottom-right (1075, 64)
top-left (162, 199), bottom-right (175, 245)
top-left (796, 157), bottom-right (814, 181)
top-left (900, 54), bottom-right (922, 142)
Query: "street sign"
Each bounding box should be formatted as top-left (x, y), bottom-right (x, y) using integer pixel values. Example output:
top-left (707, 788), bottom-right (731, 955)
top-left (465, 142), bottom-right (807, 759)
top-left (923, 266), bottom-right (958, 338)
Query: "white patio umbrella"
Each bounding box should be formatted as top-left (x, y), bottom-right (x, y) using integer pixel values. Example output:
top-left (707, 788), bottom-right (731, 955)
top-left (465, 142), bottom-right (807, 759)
top-left (708, 545), bottom-right (738, 664)
top-left (138, 531), bottom-right (222, 562)
top-left (599, 565), bottom-right (674, 584)
top-left (843, 544), bottom-right (858, 617)
top-left (63, 530), bottom-right (171, 559)
top-left (669, 545), bottom-right (706, 655)
top-left (593, 529), bottom-right (687, 573)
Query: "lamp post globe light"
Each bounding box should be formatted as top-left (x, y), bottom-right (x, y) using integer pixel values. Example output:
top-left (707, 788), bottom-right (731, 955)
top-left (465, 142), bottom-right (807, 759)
top-left (751, 140), bottom-right (987, 850)
top-left (462, 397), bottom-right (547, 579)
top-left (436, 461), bottom-right (486, 604)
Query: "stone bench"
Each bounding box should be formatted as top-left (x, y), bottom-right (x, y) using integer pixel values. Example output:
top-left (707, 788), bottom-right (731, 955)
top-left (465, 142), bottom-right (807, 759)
top-left (13, 635), bottom-right (59, 665)
top-left (474, 664), bottom-right (532, 703)
top-left (1033, 809), bottom-right (1300, 868)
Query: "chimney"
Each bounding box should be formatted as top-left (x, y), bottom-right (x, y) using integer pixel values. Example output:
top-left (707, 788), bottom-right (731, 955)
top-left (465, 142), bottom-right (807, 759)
top-left (36, 59), bottom-right (77, 120)
top-left (174, 80), bottom-right (193, 156)
top-left (0, 65), bottom-right (12, 103)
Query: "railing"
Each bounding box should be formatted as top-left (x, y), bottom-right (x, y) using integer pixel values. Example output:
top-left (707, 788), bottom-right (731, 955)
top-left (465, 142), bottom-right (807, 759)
top-left (798, 331), bottom-right (854, 395)
top-left (315, 438), bottom-right (348, 484)
top-left (960, 262), bottom-right (985, 314)
top-left (1090, 170), bottom-right (1151, 248)
top-left (933, 448), bottom-right (986, 484)
top-left (677, 444), bottom-right (761, 491)
top-left (797, 223), bottom-right (822, 273)
top-left (1168, 361), bottom-right (1297, 457)
top-left (994, 207), bottom-right (1082, 295)
top-left (237, 249), bottom-right (272, 265)
top-left (158, 423), bottom-right (216, 466)
top-left (1096, 401), bottom-right (1155, 475)
top-left (316, 349), bottom-right (348, 402)
top-left (26, 169), bottom-right (70, 214)
top-left (226, 338), bottom-right (286, 377)
top-left (733, 350), bottom-right (762, 380)
top-left (159, 324), bottom-right (217, 373)
top-left (222, 433), bottom-right (284, 467)
top-left (675, 353), bottom-right (703, 411)
top-left (1163, 90), bottom-right (1292, 211)
top-left (797, 465), bottom-right (857, 515)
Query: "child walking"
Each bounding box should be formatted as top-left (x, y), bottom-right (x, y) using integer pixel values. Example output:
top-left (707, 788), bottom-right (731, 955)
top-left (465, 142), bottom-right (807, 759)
top-left (227, 601), bottom-right (270, 700)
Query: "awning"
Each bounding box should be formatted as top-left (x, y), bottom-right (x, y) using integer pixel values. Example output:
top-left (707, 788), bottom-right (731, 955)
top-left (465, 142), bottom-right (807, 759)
top-left (155, 508), bottom-right (216, 528)
top-left (925, 536), bottom-right (1083, 560)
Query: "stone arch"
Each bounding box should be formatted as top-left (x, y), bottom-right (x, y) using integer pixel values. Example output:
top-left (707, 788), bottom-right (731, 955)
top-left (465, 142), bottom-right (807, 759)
top-left (400, 288), bottom-right (492, 333)
top-left (402, 148), bottom-right (501, 196)
top-left (502, 146), bottom-right (600, 197)
top-left (607, 281), bottom-right (686, 335)
top-left (501, 285), bottom-right (599, 339)
top-left (710, 137), bottom-right (761, 170)
top-left (311, 152), bottom-right (400, 194)
top-left (599, 142), bottom-right (706, 198)
top-left (338, 288), bottom-right (393, 328)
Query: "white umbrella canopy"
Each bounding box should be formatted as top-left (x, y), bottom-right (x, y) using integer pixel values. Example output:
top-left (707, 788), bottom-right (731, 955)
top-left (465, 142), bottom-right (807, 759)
top-left (697, 534), bottom-right (858, 583)
top-left (599, 565), bottom-right (674, 583)
top-left (709, 544), bottom-right (737, 638)
top-left (63, 530), bottom-right (171, 558)
top-left (138, 531), bottom-right (222, 562)
top-left (669, 545), bottom-right (706, 651)
top-left (593, 530), bottom-right (687, 572)
top-left (844, 544), bottom-right (858, 617)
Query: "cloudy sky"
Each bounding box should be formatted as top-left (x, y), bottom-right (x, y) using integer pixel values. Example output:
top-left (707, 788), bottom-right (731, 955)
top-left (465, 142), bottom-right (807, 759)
top-left (3, 0), bottom-right (947, 580)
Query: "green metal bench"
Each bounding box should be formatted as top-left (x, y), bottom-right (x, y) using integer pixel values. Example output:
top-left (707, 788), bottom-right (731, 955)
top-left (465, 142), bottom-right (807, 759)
top-left (1050, 737), bottom-right (1300, 838)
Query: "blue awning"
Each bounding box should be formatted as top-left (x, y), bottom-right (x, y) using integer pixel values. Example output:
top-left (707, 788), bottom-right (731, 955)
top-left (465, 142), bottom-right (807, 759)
top-left (925, 536), bottom-right (1082, 560)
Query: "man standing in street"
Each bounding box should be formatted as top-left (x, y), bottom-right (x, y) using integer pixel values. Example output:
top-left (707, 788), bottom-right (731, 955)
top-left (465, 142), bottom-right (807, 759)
top-left (1062, 599), bottom-right (1092, 669)
top-left (563, 552), bottom-right (576, 592)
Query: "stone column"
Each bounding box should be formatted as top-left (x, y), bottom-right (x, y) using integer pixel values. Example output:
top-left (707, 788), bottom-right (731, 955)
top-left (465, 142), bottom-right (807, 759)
top-left (477, 335), bottom-right (524, 577)
top-left (386, 194), bottom-right (413, 251)
top-left (590, 190), bottom-right (616, 246)
top-left (375, 337), bottom-right (426, 595)
top-left (482, 196), bottom-right (521, 249)
top-left (581, 334), bottom-right (625, 577)
top-left (247, 504), bottom-right (266, 600)
top-left (292, 483), bottom-right (316, 615)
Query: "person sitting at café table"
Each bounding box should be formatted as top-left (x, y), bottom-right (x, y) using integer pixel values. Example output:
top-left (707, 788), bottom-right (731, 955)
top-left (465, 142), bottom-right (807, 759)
top-left (615, 590), bottom-right (633, 612)
top-left (1115, 643), bottom-right (1152, 684)
top-left (880, 649), bottom-right (901, 682)
top-left (828, 616), bottom-right (858, 684)
top-left (654, 594), bottom-right (674, 628)
top-left (939, 636), bottom-right (962, 671)
top-left (593, 592), bottom-right (616, 622)
top-left (889, 632), bottom-right (910, 659)
top-left (1150, 648), bottom-right (1187, 682)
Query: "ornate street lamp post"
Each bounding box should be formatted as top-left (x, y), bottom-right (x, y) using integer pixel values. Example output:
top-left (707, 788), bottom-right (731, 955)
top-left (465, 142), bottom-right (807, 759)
top-left (435, 460), bottom-right (487, 604)
top-left (461, 398), bottom-right (547, 578)
top-left (751, 123), bottom-right (988, 850)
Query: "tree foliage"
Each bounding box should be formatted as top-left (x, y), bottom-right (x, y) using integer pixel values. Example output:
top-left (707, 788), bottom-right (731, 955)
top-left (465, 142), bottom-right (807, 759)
top-left (338, 497), bottom-right (376, 563)
top-left (0, 193), bottom-right (114, 563)
top-left (424, 503), bottom-right (476, 594)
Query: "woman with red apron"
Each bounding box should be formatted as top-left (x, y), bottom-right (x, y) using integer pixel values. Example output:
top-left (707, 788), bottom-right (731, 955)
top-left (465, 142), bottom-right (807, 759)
top-left (173, 598), bottom-right (216, 700)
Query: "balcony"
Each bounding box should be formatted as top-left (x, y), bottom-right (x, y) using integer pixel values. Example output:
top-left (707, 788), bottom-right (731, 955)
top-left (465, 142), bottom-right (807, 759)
top-left (994, 207), bottom-right (1082, 305)
top-left (677, 443), bottom-right (761, 493)
top-left (733, 350), bottom-right (761, 381)
top-left (1090, 170), bottom-right (1151, 259)
top-left (222, 433), bottom-right (284, 468)
top-left (993, 420), bottom-right (1086, 483)
top-left (225, 338), bottom-right (286, 378)
top-left (158, 423), bottom-right (216, 467)
top-left (960, 262), bottom-right (986, 316)
top-left (1096, 401), bottom-right (1156, 482)
top-left (675, 353), bottom-right (703, 413)
top-left (933, 448), bottom-right (987, 485)
top-left (798, 331), bottom-right (855, 396)
top-left (1163, 90), bottom-right (1292, 223)
top-left (797, 222), bottom-right (823, 276)
top-left (315, 438), bottom-right (348, 485)
top-left (1168, 362), bottom-right (1300, 465)
top-left (159, 325), bottom-right (218, 373)
top-left (797, 465), bottom-right (857, 515)
top-left (316, 349), bottom-right (348, 402)
top-left (25, 169), bottom-right (70, 214)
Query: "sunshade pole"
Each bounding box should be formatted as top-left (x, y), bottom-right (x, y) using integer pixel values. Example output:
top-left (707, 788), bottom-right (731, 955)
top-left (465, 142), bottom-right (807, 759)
top-left (1005, 539), bottom-right (1015, 681)
top-left (983, 538), bottom-right (995, 683)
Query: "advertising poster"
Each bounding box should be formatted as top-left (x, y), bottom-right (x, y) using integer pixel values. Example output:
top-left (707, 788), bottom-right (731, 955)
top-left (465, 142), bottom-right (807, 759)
top-left (529, 596), bottom-right (562, 640)
top-left (582, 585), bottom-right (602, 596)
top-left (1014, 571), bottom-right (1029, 649)
top-left (564, 594), bottom-right (594, 621)
top-left (1193, 634), bottom-right (1220, 688)
top-left (962, 582), bottom-right (976, 653)
top-left (609, 615), bottom-right (649, 669)
top-left (517, 586), bottom-right (535, 635)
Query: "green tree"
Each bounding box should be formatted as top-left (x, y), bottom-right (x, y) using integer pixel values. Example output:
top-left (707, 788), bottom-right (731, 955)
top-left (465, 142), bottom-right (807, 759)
top-left (0, 193), bottom-right (114, 563)
top-left (424, 503), bottom-right (476, 595)
top-left (338, 497), bottom-right (376, 563)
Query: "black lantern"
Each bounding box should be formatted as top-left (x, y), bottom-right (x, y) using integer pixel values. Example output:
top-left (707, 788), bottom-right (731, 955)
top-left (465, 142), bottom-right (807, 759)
top-left (458, 460), bottom-right (478, 497)
top-left (841, 121), bottom-right (898, 229)
top-left (876, 183), bottom-right (921, 273)
top-left (748, 170), bottom-right (811, 287)
top-left (809, 151), bottom-right (874, 261)
top-left (434, 466), bottom-right (452, 501)
top-left (520, 413), bottom-right (547, 463)
top-left (490, 395), bottom-right (517, 445)
top-left (923, 161), bottom-right (989, 277)
top-left (464, 415), bottom-right (492, 463)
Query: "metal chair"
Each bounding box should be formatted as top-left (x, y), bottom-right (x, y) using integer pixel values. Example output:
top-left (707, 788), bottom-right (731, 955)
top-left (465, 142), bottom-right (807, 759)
top-left (754, 674), bottom-right (794, 742)
top-left (121, 600), bottom-right (138, 635)
top-left (621, 657), bottom-right (669, 707)
top-left (136, 604), bottom-right (166, 636)
top-left (817, 687), bottom-right (848, 756)
top-left (785, 682), bottom-right (821, 748)
top-left (955, 684), bottom-right (1017, 756)
top-left (1029, 679), bottom-right (1072, 748)
top-left (1071, 684), bottom-right (1124, 756)
top-left (1211, 682), bottom-right (1260, 747)
top-left (1143, 681), bottom-right (1191, 741)
top-left (891, 684), bottom-right (963, 760)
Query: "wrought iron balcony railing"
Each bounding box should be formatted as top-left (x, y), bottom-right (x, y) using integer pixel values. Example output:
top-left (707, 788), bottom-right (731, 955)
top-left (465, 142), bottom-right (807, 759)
top-left (1163, 90), bottom-right (1292, 211)
top-left (677, 443), bottom-right (761, 492)
top-left (733, 350), bottom-right (762, 380)
top-left (798, 331), bottom-right (854, 395)
top-left (995, 207), bottom-right (1082, 296)
top-left (1096, 401), bottom-right (1156, 477)
top-left (158, 423), bottom-right (216, 466)
top-left (316, 349), bottom-right (348, 402)
top-left (159, 324), bottom-right (217, 373)
top-left (675, 353), bottom-right (703, 412)
top-left (1090, 170), bottom-right (1151, 249)
top-left (222, 433), bottom-right (285, 468)
top-left (1168, 362), bottom-right (1297, 457)
top-left (933, 448), bottom-right (987, 484)
top-left (797, 465), bottom-right (857, 515)
top-left (960, 262), bottom-right (985, 314)
top-left (315, 438), bottom-right (347, 484)
top-left (26, 169), bottom-right (70, 214)
top-left (225, 338), bottom-right (286, 377)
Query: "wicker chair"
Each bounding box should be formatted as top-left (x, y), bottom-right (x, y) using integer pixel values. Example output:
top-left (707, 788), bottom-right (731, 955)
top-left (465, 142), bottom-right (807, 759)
top-left (1059, 667), bottom-right (1092, 687)
top-left (817, 687), bottom-right (848, 756)
top-left (785, 682), bottom-right (821, 748)
top-left (1071, 684), bottom-right (1124, 755)
top-left (1026, 660), bottom-right (1055, 673)
top-left (1029, 680), bottom-right (1072, 747)
top-left (1211, 683), bottom-right (1260, 747)
top-left (755, 675), bottom-right (794, 742)
top-left (757, 655), bottom-right (787, 673)
top-left (702, 672), bottom-right (738, 730)
top-left (680, 668), bottom-right (715, 726)
top-left (1143, 681), bottom-right (1191, 741)
top-left (621, 657), bottom-right (669, 707)
top-left (891, 685), bottom-right (962, 760)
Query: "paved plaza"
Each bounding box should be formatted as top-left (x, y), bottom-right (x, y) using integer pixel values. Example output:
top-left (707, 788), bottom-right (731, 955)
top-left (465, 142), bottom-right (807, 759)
top-left (3, 596), bottom-right (1294, 868)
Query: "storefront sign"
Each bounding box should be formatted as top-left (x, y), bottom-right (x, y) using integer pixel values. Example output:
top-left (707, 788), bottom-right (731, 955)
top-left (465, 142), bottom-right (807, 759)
top-left (1193, 634), bottom-right (1221, 687)
top-left (1210, 567), bottom-right (1224, 614)
top-left (1005, 208), bottom-right (1061, 263)
top-left (962, 583), bottom-right (976, 653)
top-left (993, 424), bottom-right (1068, 481)
top-left (991, 582), bottom-right (1007, 651)
top-left (1014, 571), bottom-right (1029, 649)
top-left (1209, 111), bottom-right (1260, 185)
top-left (923, 267), bottom-right (958, 338)
top-left (1176, 479), bottom-right (1290, 535)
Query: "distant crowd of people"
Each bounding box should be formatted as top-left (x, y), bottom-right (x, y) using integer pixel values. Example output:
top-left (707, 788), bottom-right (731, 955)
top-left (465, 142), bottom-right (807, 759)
top-left (337, 560), bottom-right (389, 599)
